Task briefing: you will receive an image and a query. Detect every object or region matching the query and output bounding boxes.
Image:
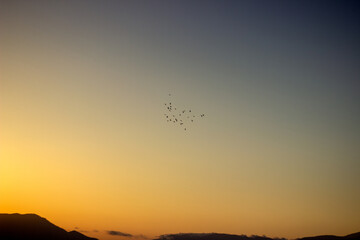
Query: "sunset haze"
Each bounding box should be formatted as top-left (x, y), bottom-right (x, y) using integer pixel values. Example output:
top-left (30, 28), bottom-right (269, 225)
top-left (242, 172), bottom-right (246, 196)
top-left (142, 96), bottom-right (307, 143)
top-left (1, 1), bottom-right (360, 240)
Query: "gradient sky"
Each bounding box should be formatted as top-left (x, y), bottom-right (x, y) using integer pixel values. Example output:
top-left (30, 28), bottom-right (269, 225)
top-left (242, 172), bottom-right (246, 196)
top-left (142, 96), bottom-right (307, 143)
top-left (1, 1), bottom-right (360, 239)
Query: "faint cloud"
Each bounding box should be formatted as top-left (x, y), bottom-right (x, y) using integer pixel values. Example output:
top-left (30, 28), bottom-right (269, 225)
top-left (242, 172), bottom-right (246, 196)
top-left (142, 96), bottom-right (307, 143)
top-left (107, 230), bottom-right (133, 237)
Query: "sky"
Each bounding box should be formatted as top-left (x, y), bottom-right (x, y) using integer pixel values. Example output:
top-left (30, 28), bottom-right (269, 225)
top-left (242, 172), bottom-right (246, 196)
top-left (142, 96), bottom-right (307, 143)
top-left (1, 0), bottom-right (360, 239)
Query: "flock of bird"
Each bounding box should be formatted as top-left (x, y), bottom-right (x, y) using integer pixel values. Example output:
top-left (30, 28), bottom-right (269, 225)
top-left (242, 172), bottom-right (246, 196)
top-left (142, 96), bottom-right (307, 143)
top-left (164, 94), bottom-right (205, 131)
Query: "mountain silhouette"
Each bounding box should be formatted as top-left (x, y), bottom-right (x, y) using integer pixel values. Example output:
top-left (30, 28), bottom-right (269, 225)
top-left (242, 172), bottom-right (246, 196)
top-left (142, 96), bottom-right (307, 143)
top-left (0, 213), bottom-right (358, 240)
top-left (297, 232), bottom-right (360, 240)
top-left (155, 232), bottom-right (360, 240)
top-left (0, 213), bottom-right (97, 240)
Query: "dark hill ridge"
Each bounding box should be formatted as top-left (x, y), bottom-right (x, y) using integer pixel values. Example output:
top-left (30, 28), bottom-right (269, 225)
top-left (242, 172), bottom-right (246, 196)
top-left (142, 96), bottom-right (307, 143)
top-left (0, 213), bottom-right (358, 240)
top-left (155, 232), bottom-right (360, 240)
top-left (297, 232), bottom-right (360, 240)
top-left (0, 213), bottom-right (97, 240)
